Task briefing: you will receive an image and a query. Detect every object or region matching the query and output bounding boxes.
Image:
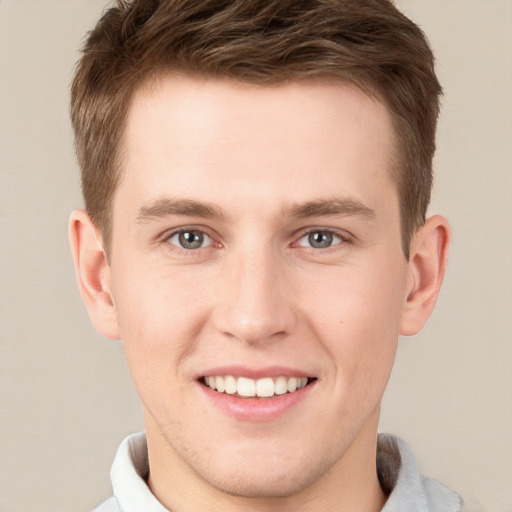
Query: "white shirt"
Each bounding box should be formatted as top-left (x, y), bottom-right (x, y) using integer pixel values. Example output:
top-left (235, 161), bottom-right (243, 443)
top-left (92, 432), bottom-right (463, 512)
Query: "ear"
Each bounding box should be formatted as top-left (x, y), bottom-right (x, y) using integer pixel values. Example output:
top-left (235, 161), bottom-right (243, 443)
top-left (69, 210), bottom-right (120, 339)
top-left (400, 215), bottom-right (450, 336)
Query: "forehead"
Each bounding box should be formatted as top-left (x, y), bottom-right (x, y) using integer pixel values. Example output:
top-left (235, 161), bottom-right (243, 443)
top-left (117, 75), bottom-right (398, 217)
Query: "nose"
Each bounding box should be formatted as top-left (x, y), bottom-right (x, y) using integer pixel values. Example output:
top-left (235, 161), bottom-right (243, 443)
top-left (212, 246), bottom-right (297, 345)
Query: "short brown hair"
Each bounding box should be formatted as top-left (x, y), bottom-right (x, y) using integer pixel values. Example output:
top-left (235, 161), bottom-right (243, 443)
top-left (71, 0), bottom-right (442, 258)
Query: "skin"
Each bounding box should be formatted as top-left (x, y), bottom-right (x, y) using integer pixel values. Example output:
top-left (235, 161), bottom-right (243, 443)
top-left (70, 76), bottom-right (449, 512)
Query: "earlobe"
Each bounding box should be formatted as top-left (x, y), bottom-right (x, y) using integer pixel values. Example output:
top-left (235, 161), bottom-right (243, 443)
top-left (69, 210), bottom-right (120, 339)
top-left (400, 215), bottom-right (450, 336)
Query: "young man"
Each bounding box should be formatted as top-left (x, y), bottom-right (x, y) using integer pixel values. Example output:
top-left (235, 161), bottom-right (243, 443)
top-left (69, 1), bottom-right (461, 510)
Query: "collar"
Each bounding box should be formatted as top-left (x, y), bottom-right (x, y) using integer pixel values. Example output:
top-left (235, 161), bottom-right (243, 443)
top-left (377, 434), bottom-right (462, 512)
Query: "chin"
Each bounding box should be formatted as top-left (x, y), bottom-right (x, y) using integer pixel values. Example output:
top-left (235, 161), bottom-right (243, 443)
top-left (195, 446), bottom-right (338, 500)
top-left (208, 468), bottom-right (319, 499)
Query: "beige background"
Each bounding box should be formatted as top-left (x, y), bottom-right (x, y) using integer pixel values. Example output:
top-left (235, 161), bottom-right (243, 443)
top-left (1, 1), bottom-right (511, 511)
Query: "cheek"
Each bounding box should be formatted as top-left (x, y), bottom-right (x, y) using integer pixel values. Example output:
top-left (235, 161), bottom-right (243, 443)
top-left (110, 268), bottom-right (210, 401)
top-left (112, 258), bottom-right (210, 337)
top-left (300, 261), bottom-right (406, 387)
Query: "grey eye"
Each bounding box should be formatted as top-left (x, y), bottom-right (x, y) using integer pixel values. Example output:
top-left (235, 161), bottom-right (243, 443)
top-left (168, 230), bottom-right (212, 250)
top-left (297, 230), bottom-right (342, 249)
top-left (309, 231), bottom-right (333, 248)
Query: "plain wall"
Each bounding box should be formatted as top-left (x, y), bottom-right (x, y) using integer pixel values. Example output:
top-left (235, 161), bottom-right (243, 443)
top-left (1, 1), bottom-right (510, 511)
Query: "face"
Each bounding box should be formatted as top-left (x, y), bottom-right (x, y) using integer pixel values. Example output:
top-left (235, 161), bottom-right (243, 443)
top-left (107, 77), bottom-right (411, 499)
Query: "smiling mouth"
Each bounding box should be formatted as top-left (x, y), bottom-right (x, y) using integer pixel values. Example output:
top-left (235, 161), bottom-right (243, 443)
top-left (201, 375), bottom-right (315, 398)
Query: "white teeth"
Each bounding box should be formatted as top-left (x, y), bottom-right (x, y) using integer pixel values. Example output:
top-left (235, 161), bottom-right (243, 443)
top-left (225, 375), bottom-right (237, 395)
top-left (237, 377), bottom-right (256, 397)
top-left (274, 376), bottom-right (288, 395)
top-left (287, 377), bottom-right (298, 392)
top-left (204, 375), bottom-right (310, 397)
top-left (256, 377), bottom-right (274, 397)
top-left (215, 376), bottom-right (225, 393)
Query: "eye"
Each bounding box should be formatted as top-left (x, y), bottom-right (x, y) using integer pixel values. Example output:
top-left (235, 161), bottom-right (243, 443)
top-left (297, 230), bottom-right (343, 249)
top-left (167, 229), bottom-right (213, 250)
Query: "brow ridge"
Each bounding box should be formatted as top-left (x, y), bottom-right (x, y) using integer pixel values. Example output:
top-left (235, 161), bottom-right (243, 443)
top-left (284, 198), bottom-right (375, 220)
top-left (136, 196), bottom-right (375, 223)
top-left (137, 198), bottom-right (226, 222)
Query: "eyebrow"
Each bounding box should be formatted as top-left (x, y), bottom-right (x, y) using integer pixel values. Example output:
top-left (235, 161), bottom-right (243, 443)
top-left (137, 198), bottom-right (227, 222)
top-left (136, 196), bottom-right (375, 223)
top-left (283, 198), bottom-right (375, 220)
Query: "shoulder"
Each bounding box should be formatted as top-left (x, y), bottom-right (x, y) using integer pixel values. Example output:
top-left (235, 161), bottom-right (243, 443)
top-left (378, 434), bottom-right (463, 512)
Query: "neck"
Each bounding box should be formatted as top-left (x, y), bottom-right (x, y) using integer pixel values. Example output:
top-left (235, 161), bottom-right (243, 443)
top-left (147, 410), bottom-right (386, 512)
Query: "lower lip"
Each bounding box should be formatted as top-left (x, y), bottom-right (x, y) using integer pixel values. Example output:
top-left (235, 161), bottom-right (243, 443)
top-left (198, 381), bottom-right (315, 421)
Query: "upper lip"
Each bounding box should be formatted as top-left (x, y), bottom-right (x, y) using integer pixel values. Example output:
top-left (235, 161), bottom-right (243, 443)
top-left (196, 365), bottom-right (314, 380)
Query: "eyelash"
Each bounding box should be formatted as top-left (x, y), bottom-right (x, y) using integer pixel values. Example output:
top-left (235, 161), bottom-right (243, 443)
top-left (292, 227), bottom-right (352, 252)
top-left (161, 226), bottom-right (352, 255)
top-left (162, 227), bottom-right (219, 256)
